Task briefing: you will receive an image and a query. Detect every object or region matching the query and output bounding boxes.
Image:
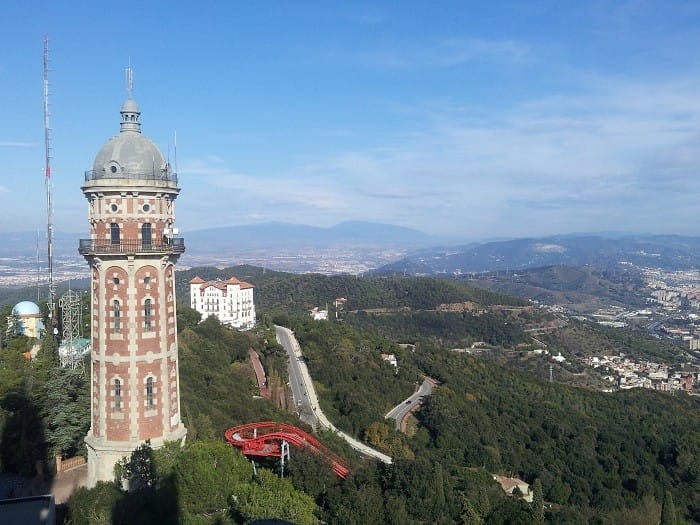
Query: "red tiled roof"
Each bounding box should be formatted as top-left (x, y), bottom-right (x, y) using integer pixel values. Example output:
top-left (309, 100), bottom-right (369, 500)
top-left (493, 475), bottom-right (529, 493)
top-left (194, 276), bottom-right (254, 292)
top-left (200, 282), bottom-right (227, 291)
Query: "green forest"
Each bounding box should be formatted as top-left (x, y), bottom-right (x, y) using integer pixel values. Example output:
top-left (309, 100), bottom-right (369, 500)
top-left (0, 268), bottom-right (697, 523)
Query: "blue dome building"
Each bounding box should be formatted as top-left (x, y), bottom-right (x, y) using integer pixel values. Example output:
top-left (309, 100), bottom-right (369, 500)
top-left (11, 301), bottom-right (45, 339)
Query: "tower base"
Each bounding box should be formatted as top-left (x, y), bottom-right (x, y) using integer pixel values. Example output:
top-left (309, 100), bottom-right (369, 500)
top-left (84, 426), bottom-right (187, 488)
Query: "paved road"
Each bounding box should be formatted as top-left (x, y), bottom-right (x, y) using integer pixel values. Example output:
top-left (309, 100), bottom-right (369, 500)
top-left (275, 325), bottom-right (392, 464)
top-left (276, 325), bottom-right (318, 427)
top-left (385, 378), bottom-right (436, 430)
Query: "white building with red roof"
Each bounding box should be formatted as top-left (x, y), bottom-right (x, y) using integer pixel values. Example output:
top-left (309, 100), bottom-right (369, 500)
top-left (189, 276), bottom-right (256, 329)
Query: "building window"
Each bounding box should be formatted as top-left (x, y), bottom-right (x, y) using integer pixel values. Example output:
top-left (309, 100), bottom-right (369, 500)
top-left (110, 223), bottom-right (120, 245)
top-left (113, 300), bottom-right (121, 333)
top-left (146, 377), bottom-right (154, 409)
top-left (144, 299), bottom-right (152, 331)
top-left (142, 223), bottom-right (152, 249)
top-left (114, 379), bottom-right (122, 411)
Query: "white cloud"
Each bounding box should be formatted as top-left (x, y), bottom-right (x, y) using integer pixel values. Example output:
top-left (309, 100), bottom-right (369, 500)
top-left (178, 68), bottom-right (700, 237)
top-left (304, 74), bottom-right (700, 235)
top-left (178, 160), bottom-right (349, 228)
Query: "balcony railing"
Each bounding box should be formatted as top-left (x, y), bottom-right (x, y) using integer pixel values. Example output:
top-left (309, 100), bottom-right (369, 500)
top-left (78, 238), bottom-right (185, 256)
top-left (84, 168), bottom-right (178, 185)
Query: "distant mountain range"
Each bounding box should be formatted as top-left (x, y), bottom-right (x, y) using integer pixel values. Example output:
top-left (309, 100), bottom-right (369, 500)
top-left (4, 227), bottom-right (700, 277)
top-left (0, 221), bottom-right (444, 260)
top-left (374, 234), bottom-right (700, 275)
top-left (182, 221), bottom-right (442, 251)
top-left (0, 231), bottom-right (81, 258)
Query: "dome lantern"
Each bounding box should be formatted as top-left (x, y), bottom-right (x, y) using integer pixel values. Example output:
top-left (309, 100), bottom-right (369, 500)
top-left (120, 98), bottom-right (141, 133)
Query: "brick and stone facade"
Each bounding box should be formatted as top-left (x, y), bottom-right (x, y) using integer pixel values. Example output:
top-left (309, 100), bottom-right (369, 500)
top-left (80, 95), bottom-right (187, 487)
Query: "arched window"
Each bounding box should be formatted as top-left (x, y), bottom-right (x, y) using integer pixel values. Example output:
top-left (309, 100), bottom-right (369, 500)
top-left (144, 299), bottom-right (152, 331)
top-left (114, 379), bottom-right (122, 411)
top-left (142, 223), bottom-right (152, 250)
top-left (146, 377), bottom-right (154, 409)
top-left (110, 223), bottom-right (120, 245)
top-left (113, 300), bottom-right (121, 333)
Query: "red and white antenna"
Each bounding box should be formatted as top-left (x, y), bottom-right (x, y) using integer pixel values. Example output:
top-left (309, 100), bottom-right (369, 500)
top-left (44, 35), bottom-right (56, 327)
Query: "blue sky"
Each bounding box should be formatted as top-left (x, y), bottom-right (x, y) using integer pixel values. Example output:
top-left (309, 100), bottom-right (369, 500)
top-left (3, 1), bottom-right (700, 240)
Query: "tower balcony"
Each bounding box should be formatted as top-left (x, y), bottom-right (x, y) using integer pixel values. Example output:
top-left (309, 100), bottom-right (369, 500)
top-left (78, 238), bottom-right (185, 256)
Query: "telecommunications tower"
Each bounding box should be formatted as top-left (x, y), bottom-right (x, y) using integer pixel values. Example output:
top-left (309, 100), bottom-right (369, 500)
top-left (44, 35), bottom-right (57, 329)
top-left (59, 289), bottom-right (83, 368)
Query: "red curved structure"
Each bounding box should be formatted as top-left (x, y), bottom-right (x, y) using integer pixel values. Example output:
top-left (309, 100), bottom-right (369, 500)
top-left (225, 421), bottom-right (350, 479)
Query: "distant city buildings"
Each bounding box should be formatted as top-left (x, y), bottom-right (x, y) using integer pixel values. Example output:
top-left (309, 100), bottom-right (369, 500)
top-left (189, 276), bottom-right (256, 329)
top-left (579, 353), bottom-right (697, 393)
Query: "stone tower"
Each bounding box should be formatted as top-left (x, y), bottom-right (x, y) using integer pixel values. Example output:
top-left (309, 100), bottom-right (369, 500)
top-left (80, 92), bottom-right (186, 487)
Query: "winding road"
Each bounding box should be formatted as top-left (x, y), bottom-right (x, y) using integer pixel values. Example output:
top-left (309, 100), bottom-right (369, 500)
top-left (275, 325), bottom-right (392, 464)
top-left (384, 377), bottom-right (436, 431)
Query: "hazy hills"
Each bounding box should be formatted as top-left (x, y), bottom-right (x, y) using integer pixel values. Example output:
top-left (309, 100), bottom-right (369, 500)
top-left (181, 221), bottom-right (442, 250)
top-left (4, 226), bottom-right (700, 284)
top-left (464, 264), bottom-right (648, 312)
top-left (374, 233), bottom-right (700, 275)
top-left (0, 221), bottom-right (442, 259)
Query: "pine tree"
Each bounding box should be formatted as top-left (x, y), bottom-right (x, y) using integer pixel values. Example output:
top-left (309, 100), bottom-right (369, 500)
top-left (532, 478), bottom-right (545, 525)
top-left (36, 332), bottom-right (60, 368)
top-left (44, 366), bottom-right (90, 457)
top-left (434, 462), bottom-right (446, 511)
top-left (660, 489), bottom-right (677, 525)
top-left (118, 441), bottom-right (157, 491)
top-left (458, 492), bottom-right (484, 525)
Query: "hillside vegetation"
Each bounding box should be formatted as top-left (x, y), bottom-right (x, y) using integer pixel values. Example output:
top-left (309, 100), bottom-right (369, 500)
top-left (1, 267), bottom-right (698, 523)
top-left (465, 264), bottom-right (648, 312)
top-left (175, 265), bottom-right (526, 313)
top-left (275, 310), bottom-right (700, 524)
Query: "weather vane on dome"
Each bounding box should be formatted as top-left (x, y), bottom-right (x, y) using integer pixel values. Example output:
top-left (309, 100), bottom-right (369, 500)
top-left (125, 58), bottom-right (133, 99)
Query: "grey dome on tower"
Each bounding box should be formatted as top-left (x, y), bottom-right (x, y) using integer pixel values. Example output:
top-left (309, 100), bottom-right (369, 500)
top-left (87, 97), bottom-right (173, 183)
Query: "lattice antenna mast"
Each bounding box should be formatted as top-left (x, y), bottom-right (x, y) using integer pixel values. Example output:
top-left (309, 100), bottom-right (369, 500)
top-left (59, 289), bottom-right (82, 369)
top-left (126, 58), bottom-right (133, 98)
top-left (43, 35), bottom-right (57, 327)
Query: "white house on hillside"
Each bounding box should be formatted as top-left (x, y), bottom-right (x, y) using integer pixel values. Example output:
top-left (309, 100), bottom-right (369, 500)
top-left (189, 276), bottom-right (256, 329)
top-left (310, 307), bottom-right (328, 320)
